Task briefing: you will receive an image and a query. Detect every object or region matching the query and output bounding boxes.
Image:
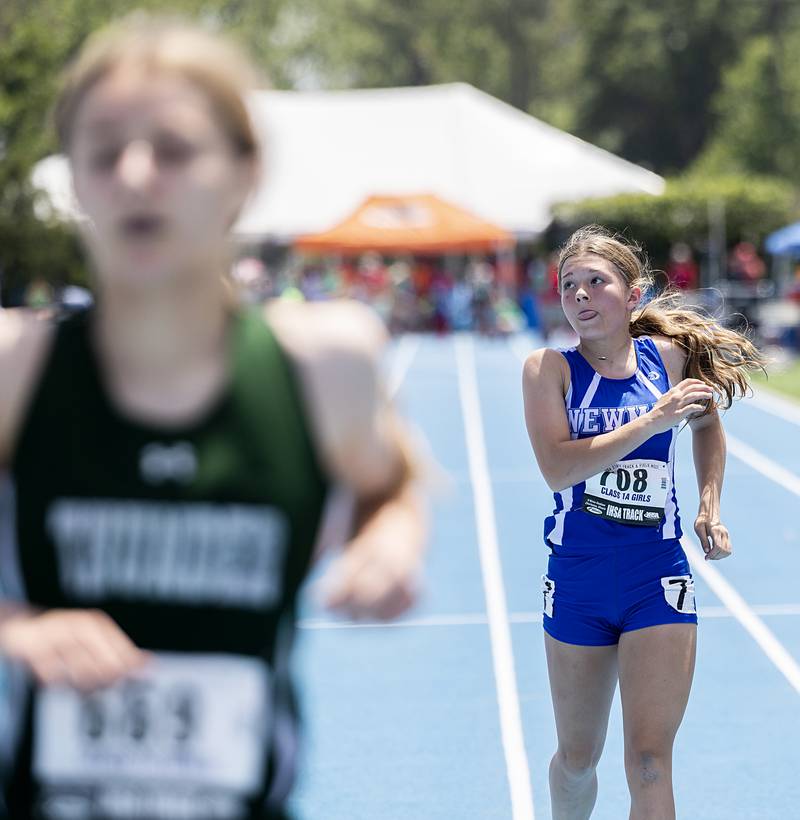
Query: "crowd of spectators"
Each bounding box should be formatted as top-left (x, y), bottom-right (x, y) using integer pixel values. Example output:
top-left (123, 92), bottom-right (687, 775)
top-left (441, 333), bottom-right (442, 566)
top-left (232, 253), bottom-right (532, 336)
top-left (226, 240), bottom-right (800, 351)
top-left (9, 239), bottom-right (800, 351)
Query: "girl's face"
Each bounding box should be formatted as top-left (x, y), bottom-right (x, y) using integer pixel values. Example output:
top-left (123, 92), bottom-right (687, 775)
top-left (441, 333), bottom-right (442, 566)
top-left (559, 253), bottom-right (641, 340)
top-left (69, 67), bottom-right (256, 290)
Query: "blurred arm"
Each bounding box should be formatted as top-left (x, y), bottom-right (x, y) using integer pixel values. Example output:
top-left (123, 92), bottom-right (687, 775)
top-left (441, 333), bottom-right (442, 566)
top-left (266, 299), bottom-right (428, 620)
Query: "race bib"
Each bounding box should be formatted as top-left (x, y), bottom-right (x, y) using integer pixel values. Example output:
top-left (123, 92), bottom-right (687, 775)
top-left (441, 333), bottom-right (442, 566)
top-left (582, 459), bottom-right (670, 527)
top-left (33, 653), bottom-right (271, 796)
top-left (661, 575), bottom-right (696, 614)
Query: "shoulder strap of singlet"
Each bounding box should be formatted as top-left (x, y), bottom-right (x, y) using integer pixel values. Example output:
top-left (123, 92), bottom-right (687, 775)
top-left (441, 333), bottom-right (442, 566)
top-left (632, 336), bottom-right (669, 399)
top-left (10, 311), bottom-right (93, 475)
top-left (229, 307), bottom-right (330, 492)
top-left (558, 347), bottom-right (600, 409)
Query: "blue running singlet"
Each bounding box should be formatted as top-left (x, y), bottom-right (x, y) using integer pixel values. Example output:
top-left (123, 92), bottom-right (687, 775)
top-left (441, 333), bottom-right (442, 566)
top-left (544, 336), bottom-right (683, 549)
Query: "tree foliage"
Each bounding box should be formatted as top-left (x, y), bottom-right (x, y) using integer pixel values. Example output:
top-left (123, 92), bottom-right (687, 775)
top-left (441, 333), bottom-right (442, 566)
top-left (552, 174), bottom-right (798, 261)
top-left (3, 0), bottom-right (800, 295)
top-left (557, 0), bottom-right (775, 172)
top-left (278, 0), bottom-right (800, 175)
top-left (695, 28), bottom-right (800, 180)
top-left (0, 0), bottom-right (289, 301)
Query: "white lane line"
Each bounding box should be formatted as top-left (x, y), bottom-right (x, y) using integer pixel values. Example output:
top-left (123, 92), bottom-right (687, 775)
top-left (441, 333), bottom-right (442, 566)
top-left (299, 604), bottom-right (800, 630)
top-left (708, 430), bottom-right (800, 693)
top-left (455, 335), bottom-right (535, 820)
top-left (726, 434), bottom-right (800, 498)
top-left (699, 603), bottom-right (800, 618)
top-left (386, 335), bottom-right (421, 398)
top-left (301, 614), bottom-right (493, 630)
top-left (682, 535), bottom-right (800, 694)
top-left (746, 386), bottom-right (800, 427)
top-left (508, 334), bottom-right (535, 365)
top-left (312, 334), bottom-right (419, 558)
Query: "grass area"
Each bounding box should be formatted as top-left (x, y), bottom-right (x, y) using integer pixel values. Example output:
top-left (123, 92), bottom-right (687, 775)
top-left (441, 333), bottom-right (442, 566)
top-left (752, 356), bottom-right (800, 401)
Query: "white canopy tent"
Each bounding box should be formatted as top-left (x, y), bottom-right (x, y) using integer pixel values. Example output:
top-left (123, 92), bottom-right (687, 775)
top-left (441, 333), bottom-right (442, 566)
top-left (33, 83), bottom-right (664, 241)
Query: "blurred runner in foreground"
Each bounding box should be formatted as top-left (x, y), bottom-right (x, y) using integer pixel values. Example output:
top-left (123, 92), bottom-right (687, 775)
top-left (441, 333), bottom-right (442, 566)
top-left (0, 14), bottom-right (427, 820)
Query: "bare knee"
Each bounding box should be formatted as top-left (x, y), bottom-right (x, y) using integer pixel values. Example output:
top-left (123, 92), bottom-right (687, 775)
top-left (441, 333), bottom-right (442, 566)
top-left (553, 743), bottom-right (603, 782)
top-left (625, 748), bottom-right (671, 788)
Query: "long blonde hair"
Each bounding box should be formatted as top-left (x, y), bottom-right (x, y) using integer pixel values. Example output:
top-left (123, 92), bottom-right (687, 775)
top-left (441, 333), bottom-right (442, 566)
top-left (558, 225), bottom-right (767, 410)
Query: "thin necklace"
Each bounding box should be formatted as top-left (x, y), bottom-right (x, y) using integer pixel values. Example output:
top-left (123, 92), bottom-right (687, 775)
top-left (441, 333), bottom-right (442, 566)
top-left (584, 342), bottom-right (631, 363)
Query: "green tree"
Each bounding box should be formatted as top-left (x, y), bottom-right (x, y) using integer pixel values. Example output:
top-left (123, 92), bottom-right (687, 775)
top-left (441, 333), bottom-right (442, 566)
top-left (277, 0), bottom-right (559, 109)
top-left (696, 30), bottom-right (800, 180)
top-left (269, 0), bottom-right (799, 175)
top-left (552, 174), bottom-right (798, 262)
top-left (0, 1), bottom-right (79, 299)
top-left (4, 0), bottom-right (800, 299)
top-left (560, 0), bottom-right (778, 173)
top-left (0, 0), bottom-right (291, 301)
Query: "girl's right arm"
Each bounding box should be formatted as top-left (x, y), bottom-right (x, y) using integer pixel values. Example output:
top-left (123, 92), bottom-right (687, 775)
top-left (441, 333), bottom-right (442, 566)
top-left (0, 310), bottom-right (148, 689)
top-left (522, 348), bottom-right (713, 492)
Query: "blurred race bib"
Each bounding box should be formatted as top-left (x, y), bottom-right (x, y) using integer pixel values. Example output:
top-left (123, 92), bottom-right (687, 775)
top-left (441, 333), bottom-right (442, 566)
top-left (33, 653), bottom-right (270, 795)
top-left (582, 459), bottom-right (669, 527)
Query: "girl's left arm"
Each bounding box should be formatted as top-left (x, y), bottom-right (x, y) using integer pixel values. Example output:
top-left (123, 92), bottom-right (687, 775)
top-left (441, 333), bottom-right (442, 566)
top-left (653, 334), bottom-right (732, 561)
top-left (689, 411), bottom-right (732, 560)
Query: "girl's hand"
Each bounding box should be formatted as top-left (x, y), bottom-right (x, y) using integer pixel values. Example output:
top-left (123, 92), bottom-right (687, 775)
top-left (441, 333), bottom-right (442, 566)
top-left (694, 513), bottom-right (732, 561)
top-left (0, 608), bottom-right (149, 690)
top-left (649, 379), bottom-right (715, 434)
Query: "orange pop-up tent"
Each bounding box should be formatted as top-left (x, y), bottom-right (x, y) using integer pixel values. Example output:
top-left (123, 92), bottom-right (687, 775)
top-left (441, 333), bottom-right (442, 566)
top-left (294, 193), bottom-right (513, 254)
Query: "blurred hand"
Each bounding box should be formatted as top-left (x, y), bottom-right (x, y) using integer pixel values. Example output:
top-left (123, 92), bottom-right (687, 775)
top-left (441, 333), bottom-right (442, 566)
top-left (0, 608), bottom-right (149, 690)
top-left (320, 537), bottom-right (421, 622)
top-left (694, 514), bottom-right (732, 561)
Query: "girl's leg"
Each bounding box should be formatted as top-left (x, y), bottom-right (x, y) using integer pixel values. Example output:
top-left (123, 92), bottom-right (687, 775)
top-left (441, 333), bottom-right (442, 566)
top-left (618, 623), bottom-right (696, 820)
top-left (545, 633), bottom-right (619, 820)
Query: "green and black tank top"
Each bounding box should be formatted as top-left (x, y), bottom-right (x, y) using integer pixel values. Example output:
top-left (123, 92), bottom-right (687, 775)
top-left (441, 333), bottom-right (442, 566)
top-left (2, 307), bottom-right (330, 820)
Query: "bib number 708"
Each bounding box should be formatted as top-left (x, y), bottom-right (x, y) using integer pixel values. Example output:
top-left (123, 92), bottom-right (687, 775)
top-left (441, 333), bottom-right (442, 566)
top-left (600, 467), bottom-right (648, 493)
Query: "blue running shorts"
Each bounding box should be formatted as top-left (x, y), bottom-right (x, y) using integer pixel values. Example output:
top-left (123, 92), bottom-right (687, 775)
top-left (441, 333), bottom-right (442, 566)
top-left (541, 537), bottom-right (698, 646)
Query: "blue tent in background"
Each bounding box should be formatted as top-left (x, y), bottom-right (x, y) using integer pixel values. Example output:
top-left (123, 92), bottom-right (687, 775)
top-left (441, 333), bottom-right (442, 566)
top-left (765, 221), bottom-right (800, 255)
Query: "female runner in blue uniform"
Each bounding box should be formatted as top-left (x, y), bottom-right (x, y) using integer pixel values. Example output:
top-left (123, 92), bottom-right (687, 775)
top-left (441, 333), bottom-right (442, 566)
top-left (522, 225), bottom-right (764, 820)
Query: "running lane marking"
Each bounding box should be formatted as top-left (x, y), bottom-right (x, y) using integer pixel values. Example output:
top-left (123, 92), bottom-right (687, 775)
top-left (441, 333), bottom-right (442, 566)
top-left (508, 333), bottom-right (539, 366)
top-left (746, 386), bottom-right (800, 427)
top-left (726, 434), bottom-right (800, 497)
top-left (312, 334), bottom-right (419, 558)
top-left (386, 334), bottom-right (421, 398)
top-left (455, 335), bottom-right (535, 820)
top-left (682, 535), bottom-right (800, 694)
top-left (714, 432), bottom-right (800, 692)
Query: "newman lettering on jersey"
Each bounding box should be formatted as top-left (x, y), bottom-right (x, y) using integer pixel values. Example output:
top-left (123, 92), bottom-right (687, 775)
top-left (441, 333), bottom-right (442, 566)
top-left (47, 499), bottom-right (289, 608)
top-left (568, 404), bottom-right (652, 435)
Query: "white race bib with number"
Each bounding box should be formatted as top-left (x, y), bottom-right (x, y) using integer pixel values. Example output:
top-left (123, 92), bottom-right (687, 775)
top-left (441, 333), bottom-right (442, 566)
top-left (582, 459), bottom-right (670, 527)
top-left (33, 653), bottom-right (270, 794)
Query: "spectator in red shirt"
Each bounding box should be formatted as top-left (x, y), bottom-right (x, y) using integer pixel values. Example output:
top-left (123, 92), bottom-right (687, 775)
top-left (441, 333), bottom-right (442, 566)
top-left (665, 243), bottom-right (699, 290)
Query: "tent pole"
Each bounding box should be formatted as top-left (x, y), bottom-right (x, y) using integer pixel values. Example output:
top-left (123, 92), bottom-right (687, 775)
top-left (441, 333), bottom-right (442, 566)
top-left (707, 197), bottom-right (726, 289)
